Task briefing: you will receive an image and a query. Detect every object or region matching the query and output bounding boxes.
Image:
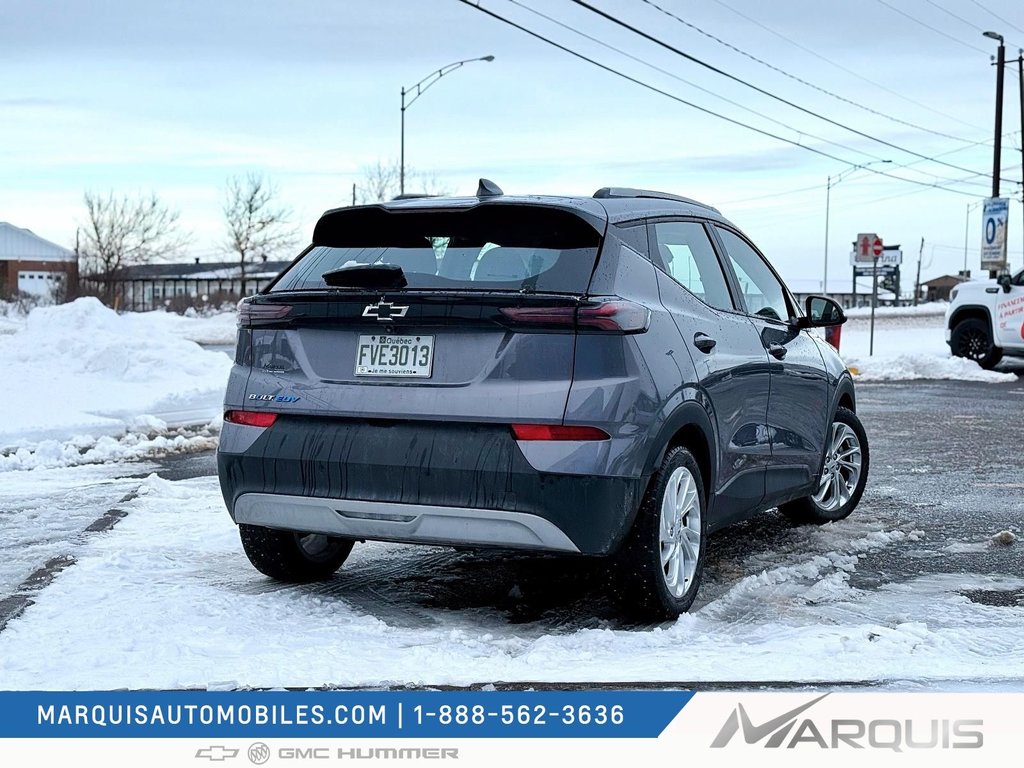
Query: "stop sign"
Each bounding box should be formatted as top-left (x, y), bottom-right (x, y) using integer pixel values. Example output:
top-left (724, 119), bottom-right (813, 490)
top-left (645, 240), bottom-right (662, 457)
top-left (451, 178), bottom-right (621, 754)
top-left (872, 237), bottom-right (884, 257)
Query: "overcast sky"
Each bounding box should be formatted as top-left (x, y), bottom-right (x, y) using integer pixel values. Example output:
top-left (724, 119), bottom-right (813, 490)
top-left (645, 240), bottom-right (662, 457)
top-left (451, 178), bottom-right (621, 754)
top-left (2, 0), bottom-right (1023, 284)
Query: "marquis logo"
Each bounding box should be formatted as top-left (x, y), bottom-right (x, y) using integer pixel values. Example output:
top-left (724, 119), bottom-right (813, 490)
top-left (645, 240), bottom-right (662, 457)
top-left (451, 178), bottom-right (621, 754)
top-left (711, 694), bottom-right (829, 749)
top-left (710, 695), bottom-right (984, 751)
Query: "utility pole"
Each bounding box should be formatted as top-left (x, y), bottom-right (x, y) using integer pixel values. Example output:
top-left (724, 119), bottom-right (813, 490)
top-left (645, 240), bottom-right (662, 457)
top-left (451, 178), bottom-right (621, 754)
top-left (352, 182), bottom-right (356, 206)
top-left (1019, 49), bottom-right (1023, 266)
top-left (983, 31), bottom-right (1006, 278)
top-left (913, 237), bottom-right (924, 306)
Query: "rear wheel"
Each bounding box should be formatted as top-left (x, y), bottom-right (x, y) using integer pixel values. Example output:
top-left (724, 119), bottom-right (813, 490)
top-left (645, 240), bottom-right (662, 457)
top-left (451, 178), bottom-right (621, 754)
top-left (781, 407), bottom-right (868, 524)
top-left (239, 524), bottom-right (354, 582)
top-left (615, 446), bottom-right (706, 619)
top-left (951, 317), bottom-right (1003, 369)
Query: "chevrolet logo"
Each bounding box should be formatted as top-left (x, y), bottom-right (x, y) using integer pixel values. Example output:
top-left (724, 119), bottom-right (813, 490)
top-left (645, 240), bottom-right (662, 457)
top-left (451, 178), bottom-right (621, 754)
top-left (195, 745), bottom-right (239, 761)
top-left (362, 300), bottom-right (409, 321)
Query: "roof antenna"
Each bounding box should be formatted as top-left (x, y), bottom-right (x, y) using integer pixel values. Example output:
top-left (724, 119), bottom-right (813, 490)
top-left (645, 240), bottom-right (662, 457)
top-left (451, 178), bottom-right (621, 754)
top-left (476, 178), bottom-right (503, 197)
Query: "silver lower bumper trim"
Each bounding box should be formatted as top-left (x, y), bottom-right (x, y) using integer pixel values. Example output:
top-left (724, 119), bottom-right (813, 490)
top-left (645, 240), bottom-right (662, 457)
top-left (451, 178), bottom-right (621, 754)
top-left (233, 494), bottom-right (580, 553)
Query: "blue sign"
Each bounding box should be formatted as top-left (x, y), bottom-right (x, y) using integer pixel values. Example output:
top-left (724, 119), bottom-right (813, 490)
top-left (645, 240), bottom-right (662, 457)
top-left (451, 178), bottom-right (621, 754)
top-left (980, 197), bottom-right (1009, 269)
top-left (0, 691), bottom-right (693, 739)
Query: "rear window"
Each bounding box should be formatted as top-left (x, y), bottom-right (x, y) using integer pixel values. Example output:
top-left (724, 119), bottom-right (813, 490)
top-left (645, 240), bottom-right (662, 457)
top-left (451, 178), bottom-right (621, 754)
top-left (270, 204), bottom-right (602, 294)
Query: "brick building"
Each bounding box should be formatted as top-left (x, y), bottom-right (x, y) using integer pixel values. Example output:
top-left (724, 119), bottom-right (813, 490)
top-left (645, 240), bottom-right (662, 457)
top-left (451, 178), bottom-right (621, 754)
top-left (0, 222), bottom-right (78, 299)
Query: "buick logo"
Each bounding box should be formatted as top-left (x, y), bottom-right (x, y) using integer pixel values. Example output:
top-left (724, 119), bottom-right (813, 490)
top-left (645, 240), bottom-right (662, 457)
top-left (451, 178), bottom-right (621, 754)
top-left (247, 742), bottom-right (270, 765)
top-left (362, 300), bottom-right (409, 321)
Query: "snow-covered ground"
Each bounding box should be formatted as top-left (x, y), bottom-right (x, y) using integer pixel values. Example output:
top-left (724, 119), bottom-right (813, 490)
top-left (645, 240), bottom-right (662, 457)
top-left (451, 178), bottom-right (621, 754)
top-left (838, 305), bottom-right (1019, 383)
top-left (0, 299), bottom-right (233, 458)
top-left (0, 473), bottom-right (1020, 689)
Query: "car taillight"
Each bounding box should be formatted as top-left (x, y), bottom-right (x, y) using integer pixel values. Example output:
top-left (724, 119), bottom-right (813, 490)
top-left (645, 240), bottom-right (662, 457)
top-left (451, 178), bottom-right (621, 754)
top-left (237, 301), bottom-right (292, 328)
top-left (577, 300), bottom-right (650, 332)
top-left (498, 306), bottom-right (577, 327)
top-left (499, 299), bottom-right (649, 333)
top-left (511, 424), bottom-right (610, 441)
top-left (224, 410), bottom-right (278, 428)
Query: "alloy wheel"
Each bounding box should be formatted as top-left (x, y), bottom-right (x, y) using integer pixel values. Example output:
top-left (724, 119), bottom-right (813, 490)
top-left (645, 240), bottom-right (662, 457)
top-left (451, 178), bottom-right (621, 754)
top-left (659, 466), bottom-right (702, 598)
top-left (812, 422), bottom-right (863, 512)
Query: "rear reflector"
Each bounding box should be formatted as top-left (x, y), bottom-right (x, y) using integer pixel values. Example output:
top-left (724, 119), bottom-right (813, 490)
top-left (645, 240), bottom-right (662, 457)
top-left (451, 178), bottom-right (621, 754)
top-left (237, 301), bottom-right (293, 327)
top-left (511, 424), bottom-right (610, 441)
top-left (224, 410), bottom-right (278, 428)
top-left (499, 299), bottom-right (649, 333)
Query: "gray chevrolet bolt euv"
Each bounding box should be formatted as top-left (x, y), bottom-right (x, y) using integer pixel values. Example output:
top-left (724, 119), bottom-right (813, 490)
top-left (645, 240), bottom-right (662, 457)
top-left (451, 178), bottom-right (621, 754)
top-left (217, 180), bottom-right (868, 619)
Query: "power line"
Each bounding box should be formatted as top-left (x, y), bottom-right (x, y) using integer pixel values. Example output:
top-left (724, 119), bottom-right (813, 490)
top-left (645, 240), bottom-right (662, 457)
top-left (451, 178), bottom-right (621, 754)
top-left (923, 0), bottom-right (986, 34)
top-left (922, 0), bottom-right (1024, 51)
top-left (505, 0), bottom-right (892, 165)
top-left (708, 0), bottom-right (989, 133)
top-left (637, 0), bottom-right (982, 146)
top-left (967, 0), bottom-right (1024, 36)
top-left (568, 0), bottom-right (990, 178)
top-left (721, 131), bottom-right (1024, 206)
top-left (872, 0), bottom-right (989, 54)
top-left (455, 0), bottom-right (982, 197)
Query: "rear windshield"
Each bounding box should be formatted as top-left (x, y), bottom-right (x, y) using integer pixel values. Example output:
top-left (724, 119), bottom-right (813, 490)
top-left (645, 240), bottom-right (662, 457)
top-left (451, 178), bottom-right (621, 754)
top-left (270, 204), bottom-right (602, 294)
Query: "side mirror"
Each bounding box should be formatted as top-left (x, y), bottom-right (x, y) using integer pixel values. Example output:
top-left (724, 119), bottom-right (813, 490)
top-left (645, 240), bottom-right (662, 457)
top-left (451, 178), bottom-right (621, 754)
top-left (799, 295), bottom-right (846, 328)
top-left (997, 274), bottom-right (1012, 293)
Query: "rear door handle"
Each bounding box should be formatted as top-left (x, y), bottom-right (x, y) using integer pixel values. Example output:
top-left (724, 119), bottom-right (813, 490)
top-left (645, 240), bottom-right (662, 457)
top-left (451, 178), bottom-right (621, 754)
top-left (768, 343), bottom-right (787, 360)
top-left (693, 333), bottom-right (717, 353)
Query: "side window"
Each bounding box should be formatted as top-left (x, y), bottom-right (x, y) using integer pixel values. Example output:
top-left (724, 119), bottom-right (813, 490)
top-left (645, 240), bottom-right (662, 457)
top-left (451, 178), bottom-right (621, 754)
top-left (652, 221), bottom-right (733, 311)
top-left (614, 222), bottom-right (650, 259)
top-left (715, 227), bottom-right (792, 321)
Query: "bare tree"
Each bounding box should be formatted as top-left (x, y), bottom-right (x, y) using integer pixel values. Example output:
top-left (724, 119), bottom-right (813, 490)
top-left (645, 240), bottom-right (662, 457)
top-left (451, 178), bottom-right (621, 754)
top-left (79, 191), bottom-right (190, 306)
top-left (355, 161), bottom-right (451, 204)
top-left (223, 173), bottom-right (297, 293)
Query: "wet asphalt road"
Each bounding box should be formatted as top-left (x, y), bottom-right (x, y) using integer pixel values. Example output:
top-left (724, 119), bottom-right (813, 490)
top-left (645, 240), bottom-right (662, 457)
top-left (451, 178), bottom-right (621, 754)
top-left (135, 376), bottom-right (1024, 627)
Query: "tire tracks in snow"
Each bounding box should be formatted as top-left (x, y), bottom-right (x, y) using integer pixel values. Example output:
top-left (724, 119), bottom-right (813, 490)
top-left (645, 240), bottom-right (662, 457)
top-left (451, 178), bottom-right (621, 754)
top-left (0, 490), bottom-right (139, 633)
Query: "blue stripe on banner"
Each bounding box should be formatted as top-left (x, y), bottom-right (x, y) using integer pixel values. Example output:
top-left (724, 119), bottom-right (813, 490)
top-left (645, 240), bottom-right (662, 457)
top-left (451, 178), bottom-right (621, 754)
top-left (0, 691), bottom-right (693, 739)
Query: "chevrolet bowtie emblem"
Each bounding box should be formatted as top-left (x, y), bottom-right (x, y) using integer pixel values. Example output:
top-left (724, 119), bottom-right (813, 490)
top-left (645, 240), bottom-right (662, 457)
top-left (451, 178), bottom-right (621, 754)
top-left (362, 300), bottom-right (409, 321)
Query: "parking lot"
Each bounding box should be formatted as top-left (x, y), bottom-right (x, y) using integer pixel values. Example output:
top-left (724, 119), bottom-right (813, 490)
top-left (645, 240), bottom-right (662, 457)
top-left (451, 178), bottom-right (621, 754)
top-left (1, 375), bottom-right (1021, 690)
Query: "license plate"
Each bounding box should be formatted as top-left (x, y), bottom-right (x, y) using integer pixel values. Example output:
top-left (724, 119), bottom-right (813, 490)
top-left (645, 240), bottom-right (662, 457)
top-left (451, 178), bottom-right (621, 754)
top-left (355, 334), bottom-right (434, 377)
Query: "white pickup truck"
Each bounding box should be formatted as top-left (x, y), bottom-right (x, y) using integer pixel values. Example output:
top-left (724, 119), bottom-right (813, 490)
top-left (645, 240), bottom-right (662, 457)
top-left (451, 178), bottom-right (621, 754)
top-left (945, 268), bottom-right (1024, 368)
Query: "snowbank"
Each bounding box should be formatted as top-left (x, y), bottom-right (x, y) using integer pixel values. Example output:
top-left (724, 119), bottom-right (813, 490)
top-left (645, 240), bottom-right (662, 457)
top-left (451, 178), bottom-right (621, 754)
top-left (846, 353), bottom-right (1018, 383)
top-left (0, 298), bottom-right (233, 455)
top-left (843, 302), bottom-right (947, 319)
top-left (841, 312), bottom-right (1020, 382)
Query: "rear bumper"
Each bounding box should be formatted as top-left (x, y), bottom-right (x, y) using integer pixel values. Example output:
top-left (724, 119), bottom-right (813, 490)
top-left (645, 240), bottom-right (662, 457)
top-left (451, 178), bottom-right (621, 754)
top-left (217, 417), bottom-right (645, 555)
top-left (234, 494), bottom-right (580, 552)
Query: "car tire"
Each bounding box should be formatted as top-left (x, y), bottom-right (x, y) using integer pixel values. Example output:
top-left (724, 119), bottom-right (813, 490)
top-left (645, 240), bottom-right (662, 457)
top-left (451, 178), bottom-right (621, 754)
top-left (781, 407), bottom-right (869, 525)
top-left (615, 446), bottom-right (707, 620)
top-left (950, 317), bottom-right (1003, 369)
top-left (239, 524), bottom-right (354, 582)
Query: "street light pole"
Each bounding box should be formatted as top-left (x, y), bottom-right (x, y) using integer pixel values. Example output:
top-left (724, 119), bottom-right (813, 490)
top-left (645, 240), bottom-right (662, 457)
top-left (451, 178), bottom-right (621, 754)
top-left (983, 32), bottom-right (1006, 200)
top-left (823, 159), bottom-right (891, 297)
top-left (824, 175), bottom-right (831, 294)
top-left (399, 55), bottom-right (495, 195)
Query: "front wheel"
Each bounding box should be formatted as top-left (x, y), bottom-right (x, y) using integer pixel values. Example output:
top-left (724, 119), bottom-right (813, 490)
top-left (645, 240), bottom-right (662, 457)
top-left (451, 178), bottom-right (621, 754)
top-left (950, 317), bottom-right (1003, 369)
top-left (781, 407), bottom-right (869, 524)
top-left (615, 446), bottom-right (707, 619)
top-left (239, 524), bottom-right (354, 582)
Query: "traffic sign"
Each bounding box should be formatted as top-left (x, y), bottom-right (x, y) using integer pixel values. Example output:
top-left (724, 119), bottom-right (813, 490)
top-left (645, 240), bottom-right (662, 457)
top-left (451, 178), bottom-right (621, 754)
top-left (854, 233), bottom-right (884, 264)
top-left (980, 197), bottom-right (1009, 271)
